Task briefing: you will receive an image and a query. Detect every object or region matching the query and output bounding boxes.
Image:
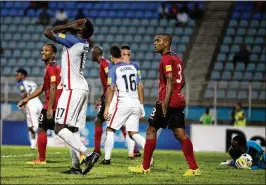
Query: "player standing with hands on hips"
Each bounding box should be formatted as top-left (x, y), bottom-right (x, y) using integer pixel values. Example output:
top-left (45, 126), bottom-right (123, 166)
top-left (44, 18), bottom-right (99, 175)
top-left (129, 34), bottom-right (200, 176)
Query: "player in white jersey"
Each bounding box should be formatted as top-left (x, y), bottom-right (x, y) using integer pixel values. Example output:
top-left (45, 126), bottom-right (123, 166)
top-left (44, 18), bottom-right (99, 175)
top-left (16, 68), bottom-right (43, 150)
top-left (101, 45), bottom-right (147, 164)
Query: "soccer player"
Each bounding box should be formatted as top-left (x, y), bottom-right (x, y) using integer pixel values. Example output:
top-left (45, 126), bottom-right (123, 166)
top-left (44, 18), bottom-right (99, 175)
top-left (18, 44), bottom-right (62, 164)
top-left (16, 68), bottom-right (43, 150)
top-left (128, 34), bottom-right (200, 176)
top-left (220, 135), bottom-right (266, 170)
top-left (101, 45), bottom-right (146, 165)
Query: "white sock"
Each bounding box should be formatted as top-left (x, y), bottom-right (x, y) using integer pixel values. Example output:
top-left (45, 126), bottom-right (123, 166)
top-left (29, 131), bottom-right (36, 149)
top-left (57, 128), bottom-right (92, 157)
top-left (126, 132), bottom-right (135, 156)
top-left (69, 131), bottom-right (81, 169)
top-left (131, 133), bottom-right (146, 149)
top-left (104, 131), bottom-right (114, 160)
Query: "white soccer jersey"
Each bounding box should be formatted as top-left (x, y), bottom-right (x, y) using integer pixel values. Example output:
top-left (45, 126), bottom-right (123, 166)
top-left (17, 80), bottom-right (42, 108)
top-left (56, 33), bottom-right (89, 91)
top-left (108, 62), bottom-right (141, 107)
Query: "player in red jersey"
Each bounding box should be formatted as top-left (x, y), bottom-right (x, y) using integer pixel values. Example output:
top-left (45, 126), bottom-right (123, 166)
top-left (129, 34), bottom-right (200, 176)
top-left (91, 45), bottom-right (110, 155)
top-left (18, 44), bottom-right (62, 164)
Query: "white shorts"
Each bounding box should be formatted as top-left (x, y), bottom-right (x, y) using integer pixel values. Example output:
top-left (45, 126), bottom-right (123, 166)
top-left (25, 103), bottom-right (42, 132)
top-left (107, 105), bottom-right (140, 132)
top-left (55, 89), bottom-right (88, 127)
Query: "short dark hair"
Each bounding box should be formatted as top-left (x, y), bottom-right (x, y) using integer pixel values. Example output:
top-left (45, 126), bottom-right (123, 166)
top-left (16, 68), bottom-right (28, 77)
top-left (121, 45), bottom-right (131, 50)
top-left (110, 45), bottom-right (121, 58)
top-left (82, 19), bottom-right (94, 39)
top-left (206, 107), bottom-right (210, 114)
top-left (93, 46), bottom-right (103, 56)
top-left (233, 135), bottom-right (246, 147)
top-left (157, 33), bottom-right (172, 46)
top-left (46, 44), bottom-right (57, 53)
top-left (237, 102), bottom-right (242, 108)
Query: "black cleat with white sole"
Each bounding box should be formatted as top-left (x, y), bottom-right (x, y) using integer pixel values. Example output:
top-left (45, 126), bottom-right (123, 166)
top-left (81, 152), bottom-right (100, 175)
top-left (62, 167), bottom-right (82, 175)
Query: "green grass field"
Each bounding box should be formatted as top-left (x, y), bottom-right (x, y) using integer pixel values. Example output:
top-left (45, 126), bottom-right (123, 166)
top-left (1, 146), bottom-right (265, 184)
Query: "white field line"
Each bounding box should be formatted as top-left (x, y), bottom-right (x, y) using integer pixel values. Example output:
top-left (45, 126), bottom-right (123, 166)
top-left (1, 152), bottom-right (62, 158)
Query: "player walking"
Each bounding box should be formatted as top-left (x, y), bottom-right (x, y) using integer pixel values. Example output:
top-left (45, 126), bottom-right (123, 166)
top-left (16, 68), bottom-right (43, 150)
top-left (44, 18), bottom-right (99, 175)
top-left (129, 34), bottom-right (200, 176)
top-left (101, 45), bottom-right (146, 164)
top-left (18, 44), bottom-right (62, 164)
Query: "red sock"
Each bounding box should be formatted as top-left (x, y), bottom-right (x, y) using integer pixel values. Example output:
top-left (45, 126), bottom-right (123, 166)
top-left (94, 125), bottom-right (103, 152)
top-left (181, 138), bottom-right (198, 170)
top-left (37, 132), bottom-right (47, 161)
top-left (134, 145), bottom-right (139, 153)
top-left (121, 126), bottom-right (126, 138)
top-left (142, 139), bottom-right (156, 170)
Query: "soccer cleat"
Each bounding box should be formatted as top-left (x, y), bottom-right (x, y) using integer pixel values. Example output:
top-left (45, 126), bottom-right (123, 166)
top-left (134, 151), bottom-right (141, 158)
top-left (93, 150), bottom-right (102, 156)
top-left (79, 154), bottom-right (86, 164)
top-left (81, 152), bottom-right (100, 175)
top-left (26, 158), bottom-right (46, 165)
top-left (183, 169), bottom-right (201, 177)
top-left (100, 159), bottom-right (111, 165)
top-left (128, 156), bottom-right (135, 160)
top-left (220, 160), bottom-right (232, 166)
top-left (128, 165), bottom-right (150, 174)
top-left (62, 167), bottom-right (82, 175)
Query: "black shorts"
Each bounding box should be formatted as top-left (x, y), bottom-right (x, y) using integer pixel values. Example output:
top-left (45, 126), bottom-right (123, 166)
top-left (96, 95), bottom-right (106, 121)
top-left (38, 109), bottom-right (56, 131)
top-left (148, 102), bottom-right (185, 130)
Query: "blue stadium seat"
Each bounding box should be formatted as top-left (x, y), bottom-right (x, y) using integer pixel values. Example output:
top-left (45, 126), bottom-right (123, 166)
top-left (253, 13), bottom-right (262, 20)
top-left (177, 45), bottom-right (186, 53)
top-left (247, 28), bottom-right (257, 36)
top-left (211, 71), bottom-right (220, 80)
top-left (234, 36), bottom-right (243, 44)
top-left (245, 37), bottom-right (253, 45)
top-left (217, 90), bottom-right (225, 99)
top-left (181, 36), bottom-right (189, 44)
top-left (260, 54), bottom-right (265, 63)
top-left (128, 27), bottom-right (137, 34)
top-left (221, 71), bottom-right (231, 80)
top-left (250, 54), bottom-right (258, 62)
top-left (137, 27), bottom-right (146, 34)
top-left (236, 28), bottom-right (246, 36)
top-left (238, 91), bottom-right (247, 99)
top-left (225, 62), bottom-right (234, 71)
top-left (258, 28), bottom-right (265, 36)
top-left (227, 90), bottom-right (237, 99)
top-left (214, 62), bottom-right (223, 71)
top-left (239, 20), bottom-right (248, 27)
top-left (3, 67), bottom-right (12, 76)
top-left (8, 41), bottom-right (16, 49)
top-left (1, 58), bottom-right (7, 66)
top-left (240, 82), bottom-right (249, 89)
top-left (204, 89), bottom-right (213, 99)
top-left (250, 20), bottom-right (259, 27)
top-left (252, 91), bottom-right (258, 100)
top-left (229, 20), bottom-right (237, 27)
top-left (13, 17), bottom-right (21, 24)
top-left (233, 72), bottom-right (242, 80)
top-left (218, 81), bottom-right (228, 89)
top-left (142, 61), bottom-right (152, 69)
top-left (150, 19), bottom-right (158, 27)
top-left (172, 36), bottom-right (180, 43)
top-left (184, 27), bottom-right (193, 35)
top-left (242, 12), bottom-right (251, 20)
top-left (144, 53), bottom-right (153, 61)
top-left (258, 91), bottom-right (265, 100)
top-left (236, 63), bottom-right (245, 71)
top-left (8, 25), bottom-right (17, 32)
top-left (21, 50), bottom-right (30, 58)
top-left (8, 58), bottom-right (16, 66)
top-left (150, 89), bottom-right (157, 97)
top-left (187, 19), bottom-right (195, 27)
top-left (32, 67), bottom-right (41, 76)
top-left (226, 28), bottom-right (235, 35)
top-left (1, 25), bottom-right (8, 32)
top-left (253, 72), bottom-right (263, 81)
top-left (252, 82), bottom-right (261, 90)
top-left (148, 70), bottom-right (157, 78)
top-left (231, 45), bottom-right (239, 53)
top-left (229, 81), bottom-right (240, 89)
top-left (252, 46), bottom-right (261, 53)
top-left (254, 37), bottom-right (263, 44)
top-left (106, 35), bottom-right (115, 43)
top-left (243, 72), bottom-right (253, 81)
top-left (221, 45), bottom-right (229, 53)
top-left (223, 37), bottom-right (232, 44)
top-left (256, 63), bottom-right (265, 72)
top-left (13, 50), bottom-right (21, 58)
top-left (3, 49), bottom-right (11, 58)
top-left (232, 12), bottom-right (241, 19)
top-left (261, 20), bottom-right (266, 27)
top-left (247, 63), bottom-right (255, 72)
top-left (217, 53), bottom-right (226, 61)
top-left (146, 27), bottom-right (156, 35)
top-left (176, 27), bottom-right (183, 35)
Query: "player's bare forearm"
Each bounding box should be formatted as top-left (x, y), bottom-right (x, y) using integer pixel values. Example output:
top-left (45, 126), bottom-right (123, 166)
top-left (27, 84), bottom-right (43, 100)
top-left (105, 86), bottom-right (115, 109)
top-left (48, 84), bottom-right (57, 110)
top-left (163, 74), bottom-right (173, 106)
top-left (137, 83), bottom-right (144, 104)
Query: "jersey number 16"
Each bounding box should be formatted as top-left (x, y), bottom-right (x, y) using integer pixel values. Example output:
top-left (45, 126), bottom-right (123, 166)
top-left (122, 74), bottom-right (136, 92)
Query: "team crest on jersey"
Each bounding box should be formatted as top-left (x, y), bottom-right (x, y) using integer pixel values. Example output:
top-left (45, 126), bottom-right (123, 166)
top-left (104, 67), bottom-right (108, 73)
top-left (50, 76), bottom-right (56, 82)
top-left (59, 33), bottom-right (66, 38)
top-left (107, 77), bottom-right (111, 85)
top-left (165, 65), bottom-right (172, 72)
top-left (19, 85), bottom-right (24, 91)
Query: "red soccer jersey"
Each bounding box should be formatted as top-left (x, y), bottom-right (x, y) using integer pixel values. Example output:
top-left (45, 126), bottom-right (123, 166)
top-left (43, 62), bottom-right (62, 111)
top-left (99, 57), bottom-right (110, 96)
top-left (158, 51), bottom-right (185, 108)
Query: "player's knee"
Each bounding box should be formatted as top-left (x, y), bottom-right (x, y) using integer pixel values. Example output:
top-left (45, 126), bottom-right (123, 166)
top-left (37, 127), bottom-right (46, 134)
top-left (54, 123), bottom-right (64, 135)
top-left (128, 131), bottom-right (138, 139)
top-left (146, 126), bottom-right (157, 138)
top-left (172, 128), bottom-right (187, 141)
top-left (106, 127), bottom-right (115, 133)
top-left (95, 118), bottom-right (103, 126)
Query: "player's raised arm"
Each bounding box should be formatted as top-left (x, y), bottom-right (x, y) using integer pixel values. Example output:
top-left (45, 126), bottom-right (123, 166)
top-left (18, 84), bottom-right (43, 107)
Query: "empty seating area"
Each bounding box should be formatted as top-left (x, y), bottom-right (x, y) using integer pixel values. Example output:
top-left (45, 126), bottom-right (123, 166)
top-left (205, 2), bottom-right (265, 100)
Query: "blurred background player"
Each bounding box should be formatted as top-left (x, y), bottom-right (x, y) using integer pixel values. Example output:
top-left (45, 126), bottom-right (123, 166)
top-left (199, 107), bottom-right (214, 125)
top-left (220, 135), bottom-right (266, 170)
top-left (18, 44), bottom-right (62, 164)
top-left (129, 34), bottom-right (200, 176)
top-left (101, 45), bottom-right (146, 165)
top-left (44, 18), bottom-right (99, 175)
top-left (234, 102), bottom-right (246, 127)
top-left (16, 68), bottom-right (43, 150)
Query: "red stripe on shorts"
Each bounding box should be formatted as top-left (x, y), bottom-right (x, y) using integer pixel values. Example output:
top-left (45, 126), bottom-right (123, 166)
top-left (63, 90), bottom-right (72, 125)
top-left (67, 50), bottom-right (71, 89)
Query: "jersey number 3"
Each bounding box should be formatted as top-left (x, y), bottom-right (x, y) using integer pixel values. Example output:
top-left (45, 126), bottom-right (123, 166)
top-left (176, 63), bottom-right (182, 83)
